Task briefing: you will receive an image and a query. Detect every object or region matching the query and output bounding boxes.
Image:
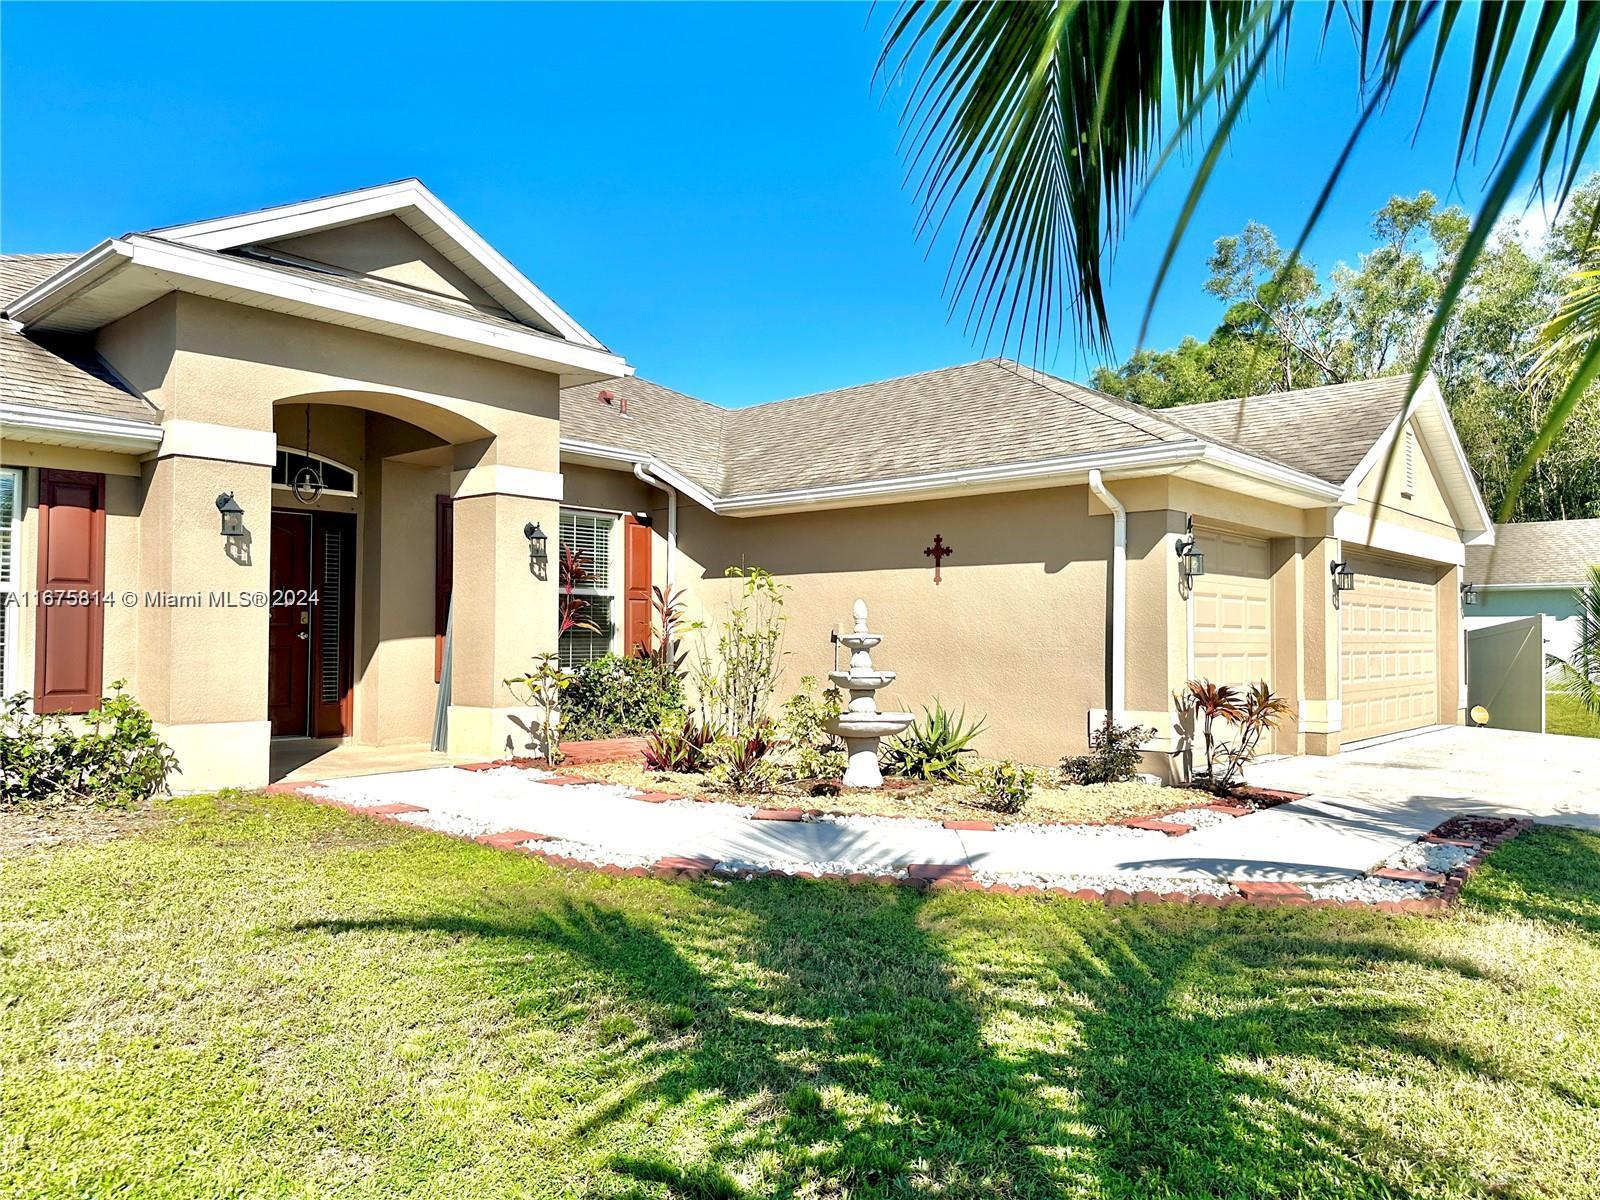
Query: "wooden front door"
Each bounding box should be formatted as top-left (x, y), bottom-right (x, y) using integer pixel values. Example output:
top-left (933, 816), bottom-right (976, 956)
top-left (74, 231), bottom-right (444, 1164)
top-left (268, 512), bottom-right (311, 736)
top-left (269, 511), bottom-right (355, 738)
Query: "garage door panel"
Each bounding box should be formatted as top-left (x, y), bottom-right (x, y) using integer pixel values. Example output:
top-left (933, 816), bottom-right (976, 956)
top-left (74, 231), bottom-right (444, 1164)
top-left (1339, 552), bottom-right (1439, 743)
top-left (1192, 531), bottom-right (1272, 691)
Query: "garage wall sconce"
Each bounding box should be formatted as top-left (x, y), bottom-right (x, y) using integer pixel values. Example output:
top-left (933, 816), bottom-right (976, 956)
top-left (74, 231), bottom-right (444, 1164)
top-left (1460, 581), bottom-right (1479, 606)
top-left (215, 492), bottom-right (246, 540)
top-left (1175, 521), bottom-right (1205, 583)
top-left (1330, 560), bottom-right (1356, 592)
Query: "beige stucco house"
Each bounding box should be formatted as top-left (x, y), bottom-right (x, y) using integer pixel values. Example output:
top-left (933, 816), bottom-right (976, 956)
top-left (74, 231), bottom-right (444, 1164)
top-left (1, 180), bottom-right (1495, 791)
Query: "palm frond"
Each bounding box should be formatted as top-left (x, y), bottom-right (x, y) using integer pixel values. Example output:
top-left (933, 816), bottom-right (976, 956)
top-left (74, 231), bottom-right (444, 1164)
top-left (1551, 564), bottom-right (1600, 716)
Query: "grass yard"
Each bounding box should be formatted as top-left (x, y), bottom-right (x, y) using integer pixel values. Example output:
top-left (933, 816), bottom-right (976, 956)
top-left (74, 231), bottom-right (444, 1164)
top-left (563, 757), bottom-right (1176, 825)
top-left (5, 794), bottom-right (1600, 1199)
top-left (1548, 688), bottom-right (1600, 738)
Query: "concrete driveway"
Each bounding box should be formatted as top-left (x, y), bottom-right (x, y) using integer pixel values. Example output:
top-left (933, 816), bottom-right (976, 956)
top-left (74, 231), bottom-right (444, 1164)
top-left (1246, 726), bottom-right (1600, 832)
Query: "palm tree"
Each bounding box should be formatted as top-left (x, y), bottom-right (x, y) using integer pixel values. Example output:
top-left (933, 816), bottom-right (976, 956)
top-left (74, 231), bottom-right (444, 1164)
top-left (880, 1), bottom-right (1600, 514)
top-left (1552, 564), bottom-right (1600, 716)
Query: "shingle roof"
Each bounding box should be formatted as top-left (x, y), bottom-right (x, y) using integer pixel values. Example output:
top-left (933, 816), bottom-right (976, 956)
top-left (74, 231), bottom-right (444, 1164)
top-left (1, 255), bottom-right (160, 425)
top-left (560, 359), bottom-right (1218, 498)
top-left (1161, 375), bottom-right (1412, 485)
top-left (1466, 519), bottom-right (1600, 586)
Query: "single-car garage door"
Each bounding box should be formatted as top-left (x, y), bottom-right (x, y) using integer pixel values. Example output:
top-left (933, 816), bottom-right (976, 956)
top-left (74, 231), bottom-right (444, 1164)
top-left (1192, 530), bottom-right (1272, 689)
top-left (1339, 552), bottom-right (1439, 743)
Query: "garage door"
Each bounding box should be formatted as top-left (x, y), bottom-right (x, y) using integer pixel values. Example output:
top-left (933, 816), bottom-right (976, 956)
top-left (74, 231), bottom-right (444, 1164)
top-left (1339, 552), bottom-right (1439, 743)
top-left (1192, 530), bottom-right (1272, 689)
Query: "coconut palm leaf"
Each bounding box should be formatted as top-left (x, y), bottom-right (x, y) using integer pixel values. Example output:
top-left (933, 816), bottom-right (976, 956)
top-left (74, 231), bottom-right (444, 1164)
top-left (881, 0), bottom-right (1600, 512)
top-left (1551, 564), bottom-right (1600, 716)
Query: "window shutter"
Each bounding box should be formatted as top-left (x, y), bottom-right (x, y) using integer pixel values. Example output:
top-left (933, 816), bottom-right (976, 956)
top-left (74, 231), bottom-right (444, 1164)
top-left (434, 496), bottom-right (452, 683)
top-left (34, 469), bottom-right (105, 714)
top-left (623, 515), bottom-right (652, 656)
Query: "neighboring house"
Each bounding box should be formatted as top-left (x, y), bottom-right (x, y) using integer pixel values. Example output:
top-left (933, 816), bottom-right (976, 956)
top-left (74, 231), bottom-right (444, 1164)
top-left (1466, 519), bottom-right (1600, 667)
top-left (0, 180), bottom-right (1495, 791)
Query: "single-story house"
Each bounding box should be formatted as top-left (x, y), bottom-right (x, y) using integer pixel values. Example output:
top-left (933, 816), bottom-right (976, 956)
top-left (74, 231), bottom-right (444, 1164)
top-left (1466, 519), bottom-right (1600, 667)
top-left (0, 180), bottom-right (1495, 791)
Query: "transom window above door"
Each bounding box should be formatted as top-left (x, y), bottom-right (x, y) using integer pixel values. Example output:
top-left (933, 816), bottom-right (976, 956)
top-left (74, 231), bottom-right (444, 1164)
top-left (271, 449), bottom-right (358, 497)
top-left (559, 510), bottom-right (616, 668)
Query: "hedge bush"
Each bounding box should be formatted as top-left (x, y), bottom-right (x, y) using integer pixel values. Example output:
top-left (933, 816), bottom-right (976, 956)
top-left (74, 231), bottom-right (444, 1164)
top-left (559, 654), bottom-right (686, 742)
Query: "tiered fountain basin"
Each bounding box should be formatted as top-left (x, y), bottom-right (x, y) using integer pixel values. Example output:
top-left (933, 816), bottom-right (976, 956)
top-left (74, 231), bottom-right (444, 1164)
top-left (825, 601), bottom-right (913, 789)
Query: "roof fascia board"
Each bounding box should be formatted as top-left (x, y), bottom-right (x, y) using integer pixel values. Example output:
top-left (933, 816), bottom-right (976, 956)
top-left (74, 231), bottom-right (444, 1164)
top-left (1198, 444), bottom-right (1346, 503)
top-left (2, 239), bottom-right (125, 323)
top-left (0, 402), bottom-right (163, 453)
top-left (12, 236), bottom-right (632, 383)
top-left (1475, 580), bottom-right (1587, 591)
top-left (557, 437), bottom-right (722, 512)
top-left (151, 180), bottom-right (606, 351)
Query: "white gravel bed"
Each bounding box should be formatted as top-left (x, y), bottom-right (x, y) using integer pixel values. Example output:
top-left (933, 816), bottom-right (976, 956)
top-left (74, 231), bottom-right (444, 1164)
top-left (1305, 876), bottom-right (1428, 902)
top-left (1382, 840), bottom-right (1475, 874)
top-left (391, 808), bottom-right (499, 838)
top-left (302, 780), bottom-right (411, 808)
top-left (971, 868), bottom-right (1234, 895)
top-left (531, 838), bottom-right (655, 870)
top-left (1160, 806), bottom-right (1235, 830)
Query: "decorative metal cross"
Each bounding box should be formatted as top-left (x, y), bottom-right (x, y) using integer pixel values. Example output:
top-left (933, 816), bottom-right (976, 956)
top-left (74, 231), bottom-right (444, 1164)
top-left (924, 534), bottom-right (952, 584)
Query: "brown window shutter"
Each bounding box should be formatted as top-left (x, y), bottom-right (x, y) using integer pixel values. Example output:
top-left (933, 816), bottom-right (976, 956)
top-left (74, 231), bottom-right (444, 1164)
top-left (622, 515), bottom-right (652, 657)
top-left (434, 496), bottom-right (453, 683)
top-left (34, 469), bottom-right (106, 714)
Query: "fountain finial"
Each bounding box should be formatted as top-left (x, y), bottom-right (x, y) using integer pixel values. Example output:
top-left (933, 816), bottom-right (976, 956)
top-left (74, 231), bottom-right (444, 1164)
top-left (852, 598), bottom-right (869, 632)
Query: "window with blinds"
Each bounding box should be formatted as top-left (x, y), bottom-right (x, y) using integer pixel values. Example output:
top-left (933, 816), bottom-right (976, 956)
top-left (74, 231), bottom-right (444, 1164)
top-left (0, 468), bottom-right (18, 695)
top-left (559, 510), bottom-right (616, 669)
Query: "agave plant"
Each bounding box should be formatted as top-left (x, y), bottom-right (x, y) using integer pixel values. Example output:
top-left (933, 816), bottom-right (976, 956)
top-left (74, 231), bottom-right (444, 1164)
top-left (1550, 565), bottom-right (1600, 716)
top-left (881, 701), bottom-right (987, 782)
top-left (880, 1), bottom-right (1600, 517)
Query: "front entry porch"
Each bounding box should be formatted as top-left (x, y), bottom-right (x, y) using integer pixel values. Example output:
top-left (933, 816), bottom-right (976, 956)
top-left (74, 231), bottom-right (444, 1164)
top-left (269, 737), bottom-right (472, 784)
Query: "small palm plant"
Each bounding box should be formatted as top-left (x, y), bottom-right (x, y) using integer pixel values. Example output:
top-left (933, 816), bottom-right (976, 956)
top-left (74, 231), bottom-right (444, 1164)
top-left (1551, 565), bottom-right (1600, 717)
top-left (1179, 680), bottom-right (1244, 785)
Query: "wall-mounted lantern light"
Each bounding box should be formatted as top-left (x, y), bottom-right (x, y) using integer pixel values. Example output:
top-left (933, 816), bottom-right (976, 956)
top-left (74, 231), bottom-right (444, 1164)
top-left (1330, 560), bottom-right (1356, 592)
top-left (1460, 581), bottom-right (1479, 606)
top-left (1175, 525), bottom-right (1205, 582)
top-left (523, 521), bottom-right (549, 565)
top-left (215, 492), bottom-right (245, 539)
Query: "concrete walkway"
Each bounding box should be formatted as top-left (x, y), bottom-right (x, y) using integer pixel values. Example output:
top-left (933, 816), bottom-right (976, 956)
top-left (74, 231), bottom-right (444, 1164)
top-left (291, 759), bottom-right (1502, 887)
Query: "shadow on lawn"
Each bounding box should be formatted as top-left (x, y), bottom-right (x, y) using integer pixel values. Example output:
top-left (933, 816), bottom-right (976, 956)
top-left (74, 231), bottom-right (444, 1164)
top-left (299, 882), bottom-right (1514, 1199)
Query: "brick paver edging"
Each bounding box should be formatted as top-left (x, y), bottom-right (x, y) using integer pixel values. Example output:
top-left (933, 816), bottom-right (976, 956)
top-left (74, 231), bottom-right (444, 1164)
top-left (274, 779), bottom-right (1534, 913)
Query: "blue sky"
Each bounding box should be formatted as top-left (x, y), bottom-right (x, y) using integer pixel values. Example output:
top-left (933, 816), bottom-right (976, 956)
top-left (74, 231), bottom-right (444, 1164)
top-left (2, 3), bottom-right (1588, 407)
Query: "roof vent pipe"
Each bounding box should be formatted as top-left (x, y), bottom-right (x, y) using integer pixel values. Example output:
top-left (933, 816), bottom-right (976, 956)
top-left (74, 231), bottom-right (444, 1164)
top-left (1086, 469), bottom-right (1126, 720)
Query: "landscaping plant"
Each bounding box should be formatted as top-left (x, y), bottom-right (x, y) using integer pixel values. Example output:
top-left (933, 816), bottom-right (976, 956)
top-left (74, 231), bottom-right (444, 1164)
top-left (0, 682), bottom-right (177, 809)
top-left (973, 760), bottom-right (1036, 815)
top-left (1178, 680), bottom-right (1244, 785)
top-left (558, 654), bottom-right (686, 742)
top-left (691, 566), bottom-right (789, 735)
top-left (1179, 678), bottom-right (1292, 793)
top-left (778, 676), bottom-right (845, 781)
top-left (503, 652), bottom-right (572, 764)
top-left (1550, 565), bottom-right (1600, 717)
top-left (706, 722), bottom-right (780, 794)
top-left (1060, 715), bottom-right (1158, 785)
top-left (881, 701), bottom-right (986, 782)
top-left (645, 584), bottom-right (700, 678)
top-left (641, 717), bottom-right (716, 774)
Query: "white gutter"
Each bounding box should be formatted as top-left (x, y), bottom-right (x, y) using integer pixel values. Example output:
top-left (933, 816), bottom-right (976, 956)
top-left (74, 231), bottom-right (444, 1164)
top-left (1, 402), bottom-right (164, 454)
top-left (1087, 469), bottom-right (1127, 720)
top-left (632, 461), bottom-right (678, 588)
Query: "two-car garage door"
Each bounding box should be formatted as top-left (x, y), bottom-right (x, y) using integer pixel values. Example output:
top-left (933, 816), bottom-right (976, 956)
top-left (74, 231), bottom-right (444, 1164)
top-left (1339, 552), bottom-right (1440, 743)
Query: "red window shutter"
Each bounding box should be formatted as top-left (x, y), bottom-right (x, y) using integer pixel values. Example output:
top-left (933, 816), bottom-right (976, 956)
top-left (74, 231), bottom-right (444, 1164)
top-left (34, 469), bottom-right (106, 714)
top-left (622, 515), bottom-right (652, 657)
top-left (434, 496), bottom-right (453, 682)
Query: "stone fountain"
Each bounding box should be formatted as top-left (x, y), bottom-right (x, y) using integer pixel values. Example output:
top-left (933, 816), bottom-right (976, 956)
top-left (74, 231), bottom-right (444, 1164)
top-left (826, 600), bottom-right (914, 788)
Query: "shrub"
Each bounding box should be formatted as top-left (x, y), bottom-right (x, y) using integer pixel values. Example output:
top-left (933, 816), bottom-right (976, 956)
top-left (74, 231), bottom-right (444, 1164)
top-left (881, 702), bottom-right (986, 781)
top-left (1, 682), bottom-right (178, 809)
top-left (1183, 679), bottom-right (1292, 792)
top-left (778, 676), bottom-right (845, 780)
top-left (692, 566), bottom-right (788, 734)
top-left (1060, 715), bottom-right (1156, 785)
top-left (504, 652), bottom-right (572, 763)
top-left (706, 722), bottom-right (780, 794)
top-left (973, 760), bottom-right (1037, 814)
top-left (559, 654), bottom-right (686, 742)
top-left (642, 717), bottom-right (716, 773)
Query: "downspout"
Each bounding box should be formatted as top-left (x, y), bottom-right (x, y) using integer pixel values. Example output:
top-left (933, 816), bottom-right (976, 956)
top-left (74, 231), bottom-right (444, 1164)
top-left (1087, 469), bottom-right (1126, 720)
top-left (632, 461), bottom-right (677, 589)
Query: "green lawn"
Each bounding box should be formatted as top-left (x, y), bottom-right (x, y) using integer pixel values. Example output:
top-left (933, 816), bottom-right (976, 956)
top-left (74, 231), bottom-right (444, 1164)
top-left (1548, 688), bottom-right (1600, 738)
top-left (4, 794), bottom-right (1600, 1199)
